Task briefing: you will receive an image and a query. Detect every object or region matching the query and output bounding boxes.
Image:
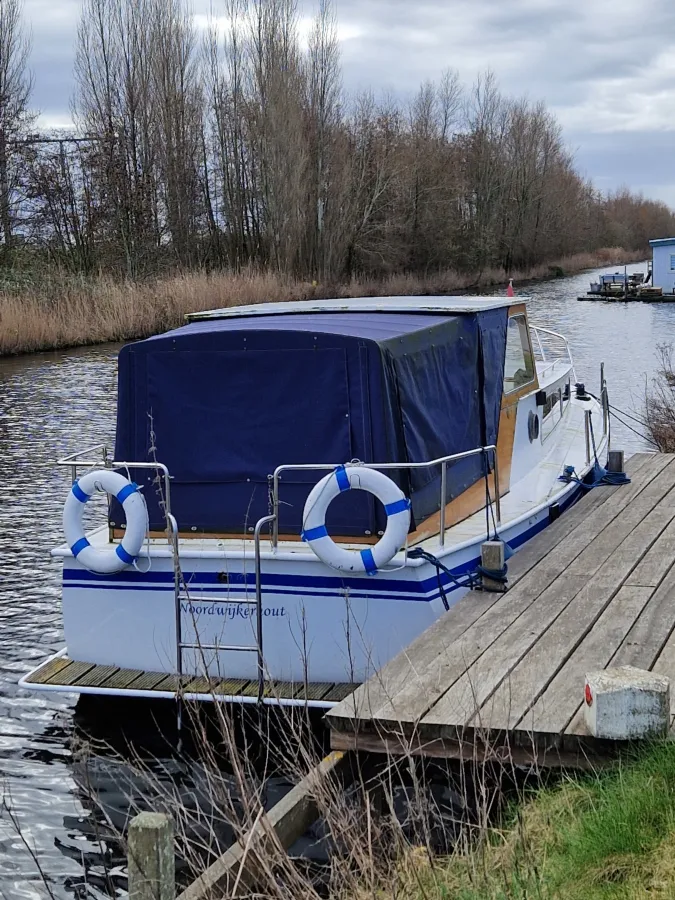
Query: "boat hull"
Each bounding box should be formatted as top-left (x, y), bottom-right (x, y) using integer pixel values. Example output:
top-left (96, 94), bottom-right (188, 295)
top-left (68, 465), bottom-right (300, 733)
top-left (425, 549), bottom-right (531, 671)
top-left (60, 481), bottom-right (582, 684)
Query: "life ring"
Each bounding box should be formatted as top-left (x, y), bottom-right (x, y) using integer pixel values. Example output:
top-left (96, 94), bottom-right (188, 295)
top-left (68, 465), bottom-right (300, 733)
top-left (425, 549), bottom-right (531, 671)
top-left (301, 465), bottom-right (411, 574)
top-left (63, 470), bottom-right (148, 574)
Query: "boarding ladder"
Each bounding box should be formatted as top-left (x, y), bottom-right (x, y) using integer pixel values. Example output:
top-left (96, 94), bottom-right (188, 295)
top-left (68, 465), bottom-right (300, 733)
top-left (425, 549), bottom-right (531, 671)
top-left (168, 513), bottom-right (271, 711)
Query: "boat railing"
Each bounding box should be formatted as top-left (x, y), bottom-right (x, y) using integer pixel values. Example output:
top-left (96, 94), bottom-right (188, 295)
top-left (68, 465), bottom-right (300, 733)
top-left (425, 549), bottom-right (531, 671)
top-left (269, 444), bottom-right (500, 551)
top-left (529, 323), bottom-right (577, 382)
top-left (57, 444), bottom-right (174, 516)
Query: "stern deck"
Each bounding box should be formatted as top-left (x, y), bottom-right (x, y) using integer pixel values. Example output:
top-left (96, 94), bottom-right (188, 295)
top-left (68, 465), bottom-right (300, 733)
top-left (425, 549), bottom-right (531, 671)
top-left (20, 653), bottom-right (358, 708)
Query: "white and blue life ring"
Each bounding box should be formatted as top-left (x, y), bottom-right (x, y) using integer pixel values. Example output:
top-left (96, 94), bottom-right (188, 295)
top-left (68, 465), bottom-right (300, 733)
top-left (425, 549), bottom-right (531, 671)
top-left (301, 465), bottom-right (411, 575)
top-left (63, 470), bottom-right (148, 574)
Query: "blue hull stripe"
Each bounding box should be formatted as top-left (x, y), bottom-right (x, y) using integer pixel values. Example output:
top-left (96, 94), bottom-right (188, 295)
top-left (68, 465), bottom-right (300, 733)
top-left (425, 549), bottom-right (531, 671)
top-left (62, 487), bottom-right (580, 603)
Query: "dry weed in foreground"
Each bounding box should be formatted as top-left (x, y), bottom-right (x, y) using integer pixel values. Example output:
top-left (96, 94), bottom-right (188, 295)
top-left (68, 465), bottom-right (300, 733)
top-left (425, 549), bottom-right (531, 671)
top-left (0, 248), bottom-right (643, 356)
top-left (642, 343), bottom-right (675, 452)
top-left (65, 697), bottom-right (524, 900)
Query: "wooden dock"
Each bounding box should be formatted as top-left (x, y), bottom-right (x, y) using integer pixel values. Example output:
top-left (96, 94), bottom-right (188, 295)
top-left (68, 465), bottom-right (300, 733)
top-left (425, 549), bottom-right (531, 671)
top-left (327, 452), bottom-right (675, 767)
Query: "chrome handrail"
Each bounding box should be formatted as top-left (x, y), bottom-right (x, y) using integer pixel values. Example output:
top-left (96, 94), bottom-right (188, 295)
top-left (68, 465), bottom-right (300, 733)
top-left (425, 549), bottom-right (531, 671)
top-left (57, 447), bottom-right (173, 522)
top-left (271, 444), bottom-right (500, 549)
top-left (529, 323), bottom-right (577, 382)
top-left (600, 361), bottom-right (609, 440)
top-left (253, 514), bottom-right (275, 701)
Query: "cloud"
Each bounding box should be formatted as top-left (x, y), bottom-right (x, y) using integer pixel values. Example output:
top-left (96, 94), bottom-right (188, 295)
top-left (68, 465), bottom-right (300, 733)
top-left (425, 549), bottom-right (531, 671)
top-left (20, 0), bottom-right (675, 206)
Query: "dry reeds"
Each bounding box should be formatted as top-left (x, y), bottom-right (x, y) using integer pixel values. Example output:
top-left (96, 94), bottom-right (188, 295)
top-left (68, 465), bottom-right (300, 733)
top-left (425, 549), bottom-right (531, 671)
top-left (0, 248), bottom-right (643, 357)
top-left (642, 343), bottom-right (675, 452)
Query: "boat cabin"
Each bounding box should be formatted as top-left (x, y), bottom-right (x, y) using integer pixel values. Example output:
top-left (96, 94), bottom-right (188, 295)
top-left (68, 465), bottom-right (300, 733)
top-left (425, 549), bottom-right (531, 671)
top-left (112, 297), bottom-right (561, 545)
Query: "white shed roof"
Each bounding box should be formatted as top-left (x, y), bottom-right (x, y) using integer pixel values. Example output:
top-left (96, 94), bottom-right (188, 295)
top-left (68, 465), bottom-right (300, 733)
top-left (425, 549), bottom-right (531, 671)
top-left (186, 295), bottom-right (519, 322)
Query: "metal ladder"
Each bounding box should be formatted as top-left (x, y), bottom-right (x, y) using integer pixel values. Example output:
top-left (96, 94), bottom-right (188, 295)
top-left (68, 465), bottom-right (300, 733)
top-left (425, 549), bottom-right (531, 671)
top-left (170, 514), bottom-right (274, 730)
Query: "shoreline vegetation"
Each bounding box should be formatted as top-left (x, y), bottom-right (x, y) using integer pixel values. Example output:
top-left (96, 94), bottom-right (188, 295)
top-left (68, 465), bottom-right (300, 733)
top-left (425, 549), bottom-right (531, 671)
top-left (0, 248), bottom-right (644, 356)
top-left (0, 0), bottom-right (671, 362)
top-left (402, 742), bottom-right (675, 900)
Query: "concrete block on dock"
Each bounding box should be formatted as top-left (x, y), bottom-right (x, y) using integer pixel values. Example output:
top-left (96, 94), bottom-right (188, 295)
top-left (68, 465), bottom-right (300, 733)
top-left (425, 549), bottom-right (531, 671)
top-left (584, 666), bottom-right (670, 740)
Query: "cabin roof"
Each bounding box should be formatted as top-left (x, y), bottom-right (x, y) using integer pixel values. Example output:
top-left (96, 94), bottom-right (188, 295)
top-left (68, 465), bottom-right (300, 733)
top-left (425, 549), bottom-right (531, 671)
top-left (157, 311), bottom-right (455, 343)
top-left (185, 295), bottom-right (516, 322)
top-left (649, 237), bottom-right (675, 248)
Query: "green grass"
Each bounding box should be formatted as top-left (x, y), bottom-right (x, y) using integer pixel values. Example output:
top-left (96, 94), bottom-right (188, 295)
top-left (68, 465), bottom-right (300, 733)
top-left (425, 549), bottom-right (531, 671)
top-left (403, 743), bottom-right (675, 900)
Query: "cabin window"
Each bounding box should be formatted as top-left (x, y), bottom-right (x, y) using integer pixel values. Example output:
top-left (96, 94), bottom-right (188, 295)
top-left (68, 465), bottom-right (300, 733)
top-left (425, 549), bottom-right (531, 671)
top-left (542, 392), bottom-right (558, 419)
top-left (503, 315), bottom-right (535, 393)
top-left (670, 254), bottom-right (675, 272)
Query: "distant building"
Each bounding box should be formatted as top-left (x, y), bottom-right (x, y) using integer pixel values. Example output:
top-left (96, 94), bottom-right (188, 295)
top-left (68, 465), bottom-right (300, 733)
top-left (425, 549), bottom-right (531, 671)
top-left (649, 238), bottom-right (675, 295)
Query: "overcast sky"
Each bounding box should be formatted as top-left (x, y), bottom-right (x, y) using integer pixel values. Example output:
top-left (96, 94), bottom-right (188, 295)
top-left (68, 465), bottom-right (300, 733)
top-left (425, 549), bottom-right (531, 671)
top-left (25, 0), bottom-right (675, 207)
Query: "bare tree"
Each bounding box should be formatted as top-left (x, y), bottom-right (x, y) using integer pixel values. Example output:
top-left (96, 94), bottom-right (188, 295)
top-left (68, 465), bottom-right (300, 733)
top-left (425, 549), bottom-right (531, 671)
top-left (31, 0), bottom-right (673, 281)
top-left (74, 0), bottom-right (158, 276)
top-left (0, 0), bottom-right (34, 253)
top-left (306, 0), bottom-right (341, 277)
top-left (151, 0), bottom-right (203, 267)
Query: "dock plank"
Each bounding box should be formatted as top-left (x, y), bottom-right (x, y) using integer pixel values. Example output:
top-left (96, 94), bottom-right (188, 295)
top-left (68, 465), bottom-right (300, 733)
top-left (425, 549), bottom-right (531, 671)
top-left (561, 462), bottom-right (675, 581)
top-left (421, 574), bottom-right (588, 731)
top-left (327, 455), bottom-right (675, 766)
top-left (329, 589), bottom-right (505, 723)
top-left (625, 517), bottom-right (675, 587)
top-left (504, 451), bottom-right (657, 587)
top-left (324, 683), bottom-right (361, 703)
top-left (606, 573), bottom-right (675, 671)
top-left (565, 573), bottom-right (675, 736)
top-left (648, 609), bottom-right (675, 714)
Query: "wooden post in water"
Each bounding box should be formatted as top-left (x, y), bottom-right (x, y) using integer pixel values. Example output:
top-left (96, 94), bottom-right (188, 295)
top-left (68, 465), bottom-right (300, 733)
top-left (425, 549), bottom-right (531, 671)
top-left (128, 812), bottom-right (175, 900)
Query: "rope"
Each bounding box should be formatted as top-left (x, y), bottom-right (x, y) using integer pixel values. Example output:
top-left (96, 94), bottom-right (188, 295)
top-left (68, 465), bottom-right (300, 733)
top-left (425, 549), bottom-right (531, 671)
top-left (407, 547), bottom-right (481, 608)
top-left (559, 412), bottom-right (631, 489)
top-left (588, 390), bottom-right (652, 445)
top-left (476, 562), bottom-right (509, 584)
top-left (609, 407), bottom-right (652, 445)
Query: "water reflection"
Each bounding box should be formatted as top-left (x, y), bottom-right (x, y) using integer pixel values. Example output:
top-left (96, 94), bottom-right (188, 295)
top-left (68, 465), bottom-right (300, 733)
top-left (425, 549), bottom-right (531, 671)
top-left (0, 266), bottom-right (667, 896)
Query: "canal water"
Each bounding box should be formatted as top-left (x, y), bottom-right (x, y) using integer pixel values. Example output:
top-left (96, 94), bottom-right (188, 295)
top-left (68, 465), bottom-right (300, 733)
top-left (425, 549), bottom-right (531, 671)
top-left (0, 260), bottom-right (669, 897)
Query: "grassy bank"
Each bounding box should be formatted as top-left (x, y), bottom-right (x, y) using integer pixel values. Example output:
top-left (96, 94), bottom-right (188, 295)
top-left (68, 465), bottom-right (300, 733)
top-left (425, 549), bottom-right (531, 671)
top-left (0, 248), bottom-right (644, 356)
top-left (397, 742), bottom-right (675, 900)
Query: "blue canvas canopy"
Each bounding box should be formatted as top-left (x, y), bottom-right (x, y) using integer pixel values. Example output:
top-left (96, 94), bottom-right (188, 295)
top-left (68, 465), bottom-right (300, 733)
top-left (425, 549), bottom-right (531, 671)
top-left (112, 307), bottom-right (508, 536)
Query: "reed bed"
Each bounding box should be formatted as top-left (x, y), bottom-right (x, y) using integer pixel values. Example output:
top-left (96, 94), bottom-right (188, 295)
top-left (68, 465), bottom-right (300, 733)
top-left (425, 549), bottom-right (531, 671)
top-left (0, 248), bottom-right (643, 356)
top-left (641, 343), bottom-right (675, 452)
